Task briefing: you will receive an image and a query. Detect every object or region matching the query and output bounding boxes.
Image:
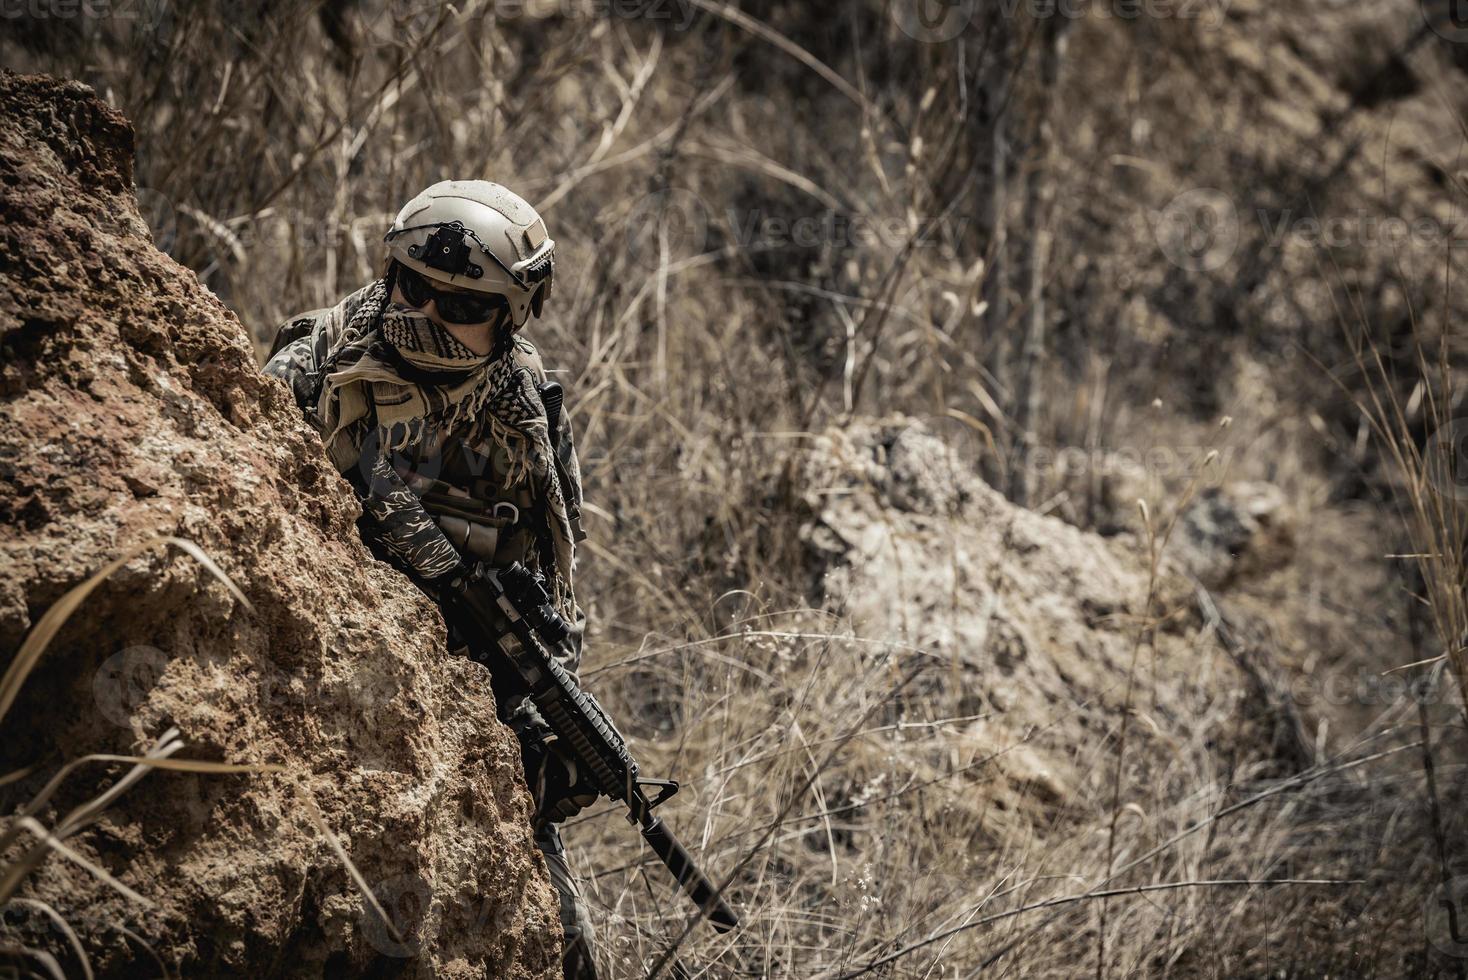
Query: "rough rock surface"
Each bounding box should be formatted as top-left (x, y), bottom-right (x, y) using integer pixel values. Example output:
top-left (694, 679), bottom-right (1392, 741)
top-left (800, 420), bottom-right (1254, 824)
top-left (0, 71), bottom-right (560, 978)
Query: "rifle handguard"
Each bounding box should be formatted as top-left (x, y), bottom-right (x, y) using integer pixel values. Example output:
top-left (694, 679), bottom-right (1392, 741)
top-left (478, 562), bottom-right (741, 933)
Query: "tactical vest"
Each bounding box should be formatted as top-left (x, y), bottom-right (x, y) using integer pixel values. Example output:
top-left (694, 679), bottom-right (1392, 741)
top-left (398, 430), bottom-right (544, 569)
top-left (391, 344), bottom-right (581, 575)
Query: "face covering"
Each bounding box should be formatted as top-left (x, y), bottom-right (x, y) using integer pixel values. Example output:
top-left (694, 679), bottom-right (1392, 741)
top-left (378, 303), bottom-right (495, 377)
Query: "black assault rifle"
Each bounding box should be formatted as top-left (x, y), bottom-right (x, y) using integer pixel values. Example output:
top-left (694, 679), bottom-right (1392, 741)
top-left (456, 561), bottom-right (739, 934)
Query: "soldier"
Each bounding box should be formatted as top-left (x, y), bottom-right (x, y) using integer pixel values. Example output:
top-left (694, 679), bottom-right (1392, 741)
top-left (264, 180), bottom-right (600, 980)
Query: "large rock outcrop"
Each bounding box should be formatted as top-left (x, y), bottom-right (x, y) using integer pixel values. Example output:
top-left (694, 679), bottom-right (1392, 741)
top-left (0, 71), bottom-right (560, 978)
top-left (800, 420), bottom-right (1263, 829)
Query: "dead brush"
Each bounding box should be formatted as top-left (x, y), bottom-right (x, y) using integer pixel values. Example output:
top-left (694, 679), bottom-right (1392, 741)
top-left (1341, 314), bottom-right (1468, 715)
top-left (565, 453), bottom-right (1405, 978)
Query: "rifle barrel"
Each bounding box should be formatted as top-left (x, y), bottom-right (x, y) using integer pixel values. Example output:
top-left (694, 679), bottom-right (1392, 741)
top-left (639, 814), bottom-right (739, 933)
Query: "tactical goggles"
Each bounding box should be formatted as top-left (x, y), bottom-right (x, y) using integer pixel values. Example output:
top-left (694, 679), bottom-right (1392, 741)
top-left (394, 262), bottom-right (509, 325)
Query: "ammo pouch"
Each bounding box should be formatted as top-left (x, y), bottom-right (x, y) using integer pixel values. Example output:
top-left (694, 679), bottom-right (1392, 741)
top-left (420, 486), bottom-right (522, 563)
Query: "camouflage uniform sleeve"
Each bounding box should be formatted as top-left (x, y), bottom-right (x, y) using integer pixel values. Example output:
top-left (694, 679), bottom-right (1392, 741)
top-left (353, 444), bottom-right (465, 582)
top-left (262, 322), bottom-right (333, 414)
top-left (262, 312), bottom-right (465, 584)
top-left (262, 285), bottom-right (377, 410)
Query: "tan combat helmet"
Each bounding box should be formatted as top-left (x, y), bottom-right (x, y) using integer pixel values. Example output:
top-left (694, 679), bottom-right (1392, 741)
top-left (384, 179), bottom-right (555, 329)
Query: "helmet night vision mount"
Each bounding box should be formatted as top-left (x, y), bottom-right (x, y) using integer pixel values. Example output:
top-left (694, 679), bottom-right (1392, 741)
top-left (385, 179), bottom-right (556, 330)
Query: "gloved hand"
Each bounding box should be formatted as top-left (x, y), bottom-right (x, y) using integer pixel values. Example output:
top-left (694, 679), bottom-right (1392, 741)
top-left (430, 561), bottom-right (504, 641)
top-left (524, 735), bottom-right (599, 824)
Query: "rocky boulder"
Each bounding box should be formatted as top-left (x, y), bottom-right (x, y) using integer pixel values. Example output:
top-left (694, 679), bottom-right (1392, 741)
top-left (800, 420), bottom-right (1256, 826)
top-left (0, 71), bottom-right (559, 978)
top-left (1175, 482), bottom-right (1296, 589)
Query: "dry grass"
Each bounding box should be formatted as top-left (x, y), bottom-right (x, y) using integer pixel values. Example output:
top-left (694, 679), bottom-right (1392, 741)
top-left (0, 538), bottom-right (280, 979)
top-left (5, 1), bottom-right (1466, 976)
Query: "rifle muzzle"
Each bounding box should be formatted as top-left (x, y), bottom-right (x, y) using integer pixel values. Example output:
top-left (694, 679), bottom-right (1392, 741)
top-left (639, 816), bottom-right (739, 933)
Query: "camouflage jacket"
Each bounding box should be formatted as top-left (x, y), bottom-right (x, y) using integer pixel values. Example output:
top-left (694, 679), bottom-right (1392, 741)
top-left (263, 296), bottom-right (588, 680)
